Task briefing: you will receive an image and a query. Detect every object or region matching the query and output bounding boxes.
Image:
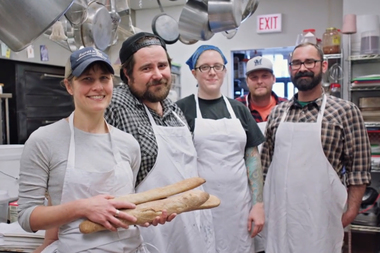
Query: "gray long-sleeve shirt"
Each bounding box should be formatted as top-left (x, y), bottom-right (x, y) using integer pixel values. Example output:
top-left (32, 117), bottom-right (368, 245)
top-left (18, 119), bottom-right (141, 232)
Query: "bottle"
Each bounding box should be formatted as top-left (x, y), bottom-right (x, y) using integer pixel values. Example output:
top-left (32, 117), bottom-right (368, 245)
top-left (302, 29), bottom-right (317, 44)
top-left (0, 83), bottom-right (3, 94)
top-left (330, 83), bottom-right (341, 98)
top-left (322, 27), bottom-right (341, 54)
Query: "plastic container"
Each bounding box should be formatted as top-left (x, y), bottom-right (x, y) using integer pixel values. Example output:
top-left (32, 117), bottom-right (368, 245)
top-left (330, 83), bottom-right (341, 98)
top-left (360, 30), bottom-right (380, 55)
top-left (0, 190), bottom-right (10, 223)
top-left (302, 29), bottom-right (317, 44)
top-left (322, 27), bottom-right (341, 54)
top-left (8, 200), bottom-right (18, 223)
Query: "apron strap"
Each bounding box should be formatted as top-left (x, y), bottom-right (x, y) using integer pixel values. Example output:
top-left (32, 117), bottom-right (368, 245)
top-left (143, 104), bottom-right (187, 128)
top-left (194, 95), bottom-right (237, 119)
top-left (194, 95), bottom-right (203, 119)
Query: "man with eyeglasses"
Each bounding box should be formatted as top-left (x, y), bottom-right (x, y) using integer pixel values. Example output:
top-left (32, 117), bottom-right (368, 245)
top-left (261, 42), bottom-right (371, 253)
top-left (105, 32), bottom-right (216, 253)
top-left (176, 45), bottom-right (265, 253)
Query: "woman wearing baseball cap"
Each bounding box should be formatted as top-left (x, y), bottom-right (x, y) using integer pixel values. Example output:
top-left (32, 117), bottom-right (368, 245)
top-left (17, 47), bottom-right (172, 253)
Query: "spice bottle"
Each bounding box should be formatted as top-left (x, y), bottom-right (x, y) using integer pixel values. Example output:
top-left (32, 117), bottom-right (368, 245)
top-left (322, 27), bottom-right (341, 54)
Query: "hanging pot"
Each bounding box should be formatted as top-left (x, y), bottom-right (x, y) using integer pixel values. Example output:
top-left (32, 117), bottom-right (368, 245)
top-left (0, 0), bottom-right (75, 52)
top-left (64, 0), bottom-right (88, 27)
top-left (179, 35), bottom-right (198, 45)
top-left (241, 0), bottom-right (259, 23)
top-left (208, 0), bottom-right (242, 33)
top-left (81, 1), bottom-right (113, 51)
top-left (178, 0), bottom-right (214, 41)
top-left (151, 0), bottom-right (179, 44)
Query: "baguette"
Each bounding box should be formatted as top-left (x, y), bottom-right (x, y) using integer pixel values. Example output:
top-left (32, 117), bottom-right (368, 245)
top-left (190, 194), bottom-right (220, 210)
top-left (115, 177), bottom-right (206, 205)
top-left (79, 190), bottom-right (210, 234)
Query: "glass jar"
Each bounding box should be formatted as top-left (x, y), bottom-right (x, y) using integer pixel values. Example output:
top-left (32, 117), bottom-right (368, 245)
top-left (302, 29), bottom-right (317, 44)
top-left (330, 83), bottom-right (341, 98)
top-left (322, 27), bottom-right (341, 54)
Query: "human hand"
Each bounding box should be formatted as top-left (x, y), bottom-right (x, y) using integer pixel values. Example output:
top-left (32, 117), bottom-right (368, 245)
top-left (248, 202), bottom-right (265, 238)
top-left (32, 227), bottom-right (58, 253)
top-left (342, 209), bottom-right (358, 228)
top-left (81, 194), bottom-right (137, 232)
top-left (140, 210), bottom-right (177, 227)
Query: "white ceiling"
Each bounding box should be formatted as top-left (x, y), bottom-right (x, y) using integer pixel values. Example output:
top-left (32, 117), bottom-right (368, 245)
top-left (129, 0), bottom-right (186, 10)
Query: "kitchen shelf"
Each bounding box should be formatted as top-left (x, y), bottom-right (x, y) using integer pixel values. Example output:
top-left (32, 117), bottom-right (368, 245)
top-left (348, 54), bottom-right (380, 64)
top-left (365, 122), bottom-right (380, 128)
top-left (350, 224), bottom-right (380, 233)
top-left (350, 85), bottom-right (380, 91)
top-left (324, 53), bottom-right (342, 60)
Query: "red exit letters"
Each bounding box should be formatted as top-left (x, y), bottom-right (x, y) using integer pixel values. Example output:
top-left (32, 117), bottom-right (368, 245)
top-left (256, 14), bottom-right (282, 33)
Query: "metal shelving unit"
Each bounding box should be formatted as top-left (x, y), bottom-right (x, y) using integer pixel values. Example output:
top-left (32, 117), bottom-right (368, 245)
top-left (350, 224), bottom-right (380, 233)
top-left (324, 53), bottom-right (342, 60)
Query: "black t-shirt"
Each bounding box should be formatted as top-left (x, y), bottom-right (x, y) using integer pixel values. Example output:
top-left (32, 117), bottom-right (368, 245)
top-left (176, 94), bottom-right (265, 149)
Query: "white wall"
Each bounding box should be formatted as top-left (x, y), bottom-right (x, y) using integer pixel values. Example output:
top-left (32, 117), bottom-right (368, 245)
top-left (135, 0), bottom-right (343, 98)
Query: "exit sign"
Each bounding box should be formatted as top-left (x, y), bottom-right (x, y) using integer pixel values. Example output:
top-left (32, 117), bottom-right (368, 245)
top-left (257, 13), bottom-right (282, 33)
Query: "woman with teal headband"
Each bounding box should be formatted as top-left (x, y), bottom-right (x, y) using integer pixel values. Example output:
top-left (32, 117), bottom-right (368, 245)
top-left (176, 45), bottom-right (265, 253)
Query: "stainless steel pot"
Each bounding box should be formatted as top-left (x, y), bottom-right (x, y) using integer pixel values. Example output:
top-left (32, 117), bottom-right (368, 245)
top-left (81, 1), bottom-right (113, 51)
top-left (178, 0), bottom-right (214, 41)
top-left (0, 0), bottom-right (75, 52)
top-left (208, 0), bottom-right (242, 33)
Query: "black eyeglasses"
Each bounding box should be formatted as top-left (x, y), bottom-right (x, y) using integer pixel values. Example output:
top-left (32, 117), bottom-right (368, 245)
top-left (289, 59), bottom-right (322, 70)
top-left (195, 64), bottom-right (225, 72)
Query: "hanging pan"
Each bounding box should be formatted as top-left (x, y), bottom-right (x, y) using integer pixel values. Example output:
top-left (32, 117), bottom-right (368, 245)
top-left (178, 0), bottom-right (214, 41)
top-left (151, 0), bottom-right (179, 44)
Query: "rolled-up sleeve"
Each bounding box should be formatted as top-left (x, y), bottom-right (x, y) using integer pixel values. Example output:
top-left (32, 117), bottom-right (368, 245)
top-left (343, 103), bottom-right (371, 186)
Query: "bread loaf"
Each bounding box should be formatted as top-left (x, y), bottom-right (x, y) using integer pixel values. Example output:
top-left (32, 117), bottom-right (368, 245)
top-left (115, 177), bottom-right (206, 204)
top-left (79, 190), bottom-right (210, 234)
top-left (191, 194), bottom-right (220, 210)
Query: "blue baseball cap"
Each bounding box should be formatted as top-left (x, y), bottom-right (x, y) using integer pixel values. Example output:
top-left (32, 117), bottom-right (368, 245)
top-left (65, 47), bottom-right (114, 78)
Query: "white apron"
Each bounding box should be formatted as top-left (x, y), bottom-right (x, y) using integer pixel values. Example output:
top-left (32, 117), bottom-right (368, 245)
top-left (263, 95), bottom-right (347, 253)
top-left (135, 106), bottom-right (215, 253)
top-left (43, 112), bottom-right (147, 253)
top-left (193, 95), bottom-right (254, 253)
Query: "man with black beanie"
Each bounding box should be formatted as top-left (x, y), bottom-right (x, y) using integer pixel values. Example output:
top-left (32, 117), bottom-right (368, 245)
top-left (105, 32), bottom-right (215, 253)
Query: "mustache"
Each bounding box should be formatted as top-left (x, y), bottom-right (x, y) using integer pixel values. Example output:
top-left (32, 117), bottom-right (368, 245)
top-left (147, 79), bottom-right (169, 87)
top-left (295, 71), bottom-right (314, 79)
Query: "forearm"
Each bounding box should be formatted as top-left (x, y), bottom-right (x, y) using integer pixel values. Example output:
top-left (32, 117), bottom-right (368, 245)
top-left (347, 184), bottom-right (366, 214)
top-left (245, 147), bottom-right (264, 205)
top-left (29, 199), bottom-right (86, 231)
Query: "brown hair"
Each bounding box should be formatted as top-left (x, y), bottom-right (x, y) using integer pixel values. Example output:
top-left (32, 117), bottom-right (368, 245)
top-left (120, 36), bottom-right (172, 84)
top-left (291, 42), bottom-right (324, 61)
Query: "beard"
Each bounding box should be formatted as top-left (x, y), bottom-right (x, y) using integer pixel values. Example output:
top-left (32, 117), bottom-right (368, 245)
top-left (129, 78), bottom-right (171, 103)
top-left (291, 69), bottom-right (322, 91)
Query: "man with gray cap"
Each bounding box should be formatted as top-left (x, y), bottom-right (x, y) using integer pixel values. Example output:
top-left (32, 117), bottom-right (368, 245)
top-left (236, 56), bottom-right (286, 253)
top-left (236, 56), bottom-right (287, 124)
top-left (105, 32), bottom-right (215, 253)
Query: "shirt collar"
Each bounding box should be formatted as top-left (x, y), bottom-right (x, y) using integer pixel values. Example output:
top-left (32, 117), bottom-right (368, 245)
top-left (290, 92), bottom-right (324, 109)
